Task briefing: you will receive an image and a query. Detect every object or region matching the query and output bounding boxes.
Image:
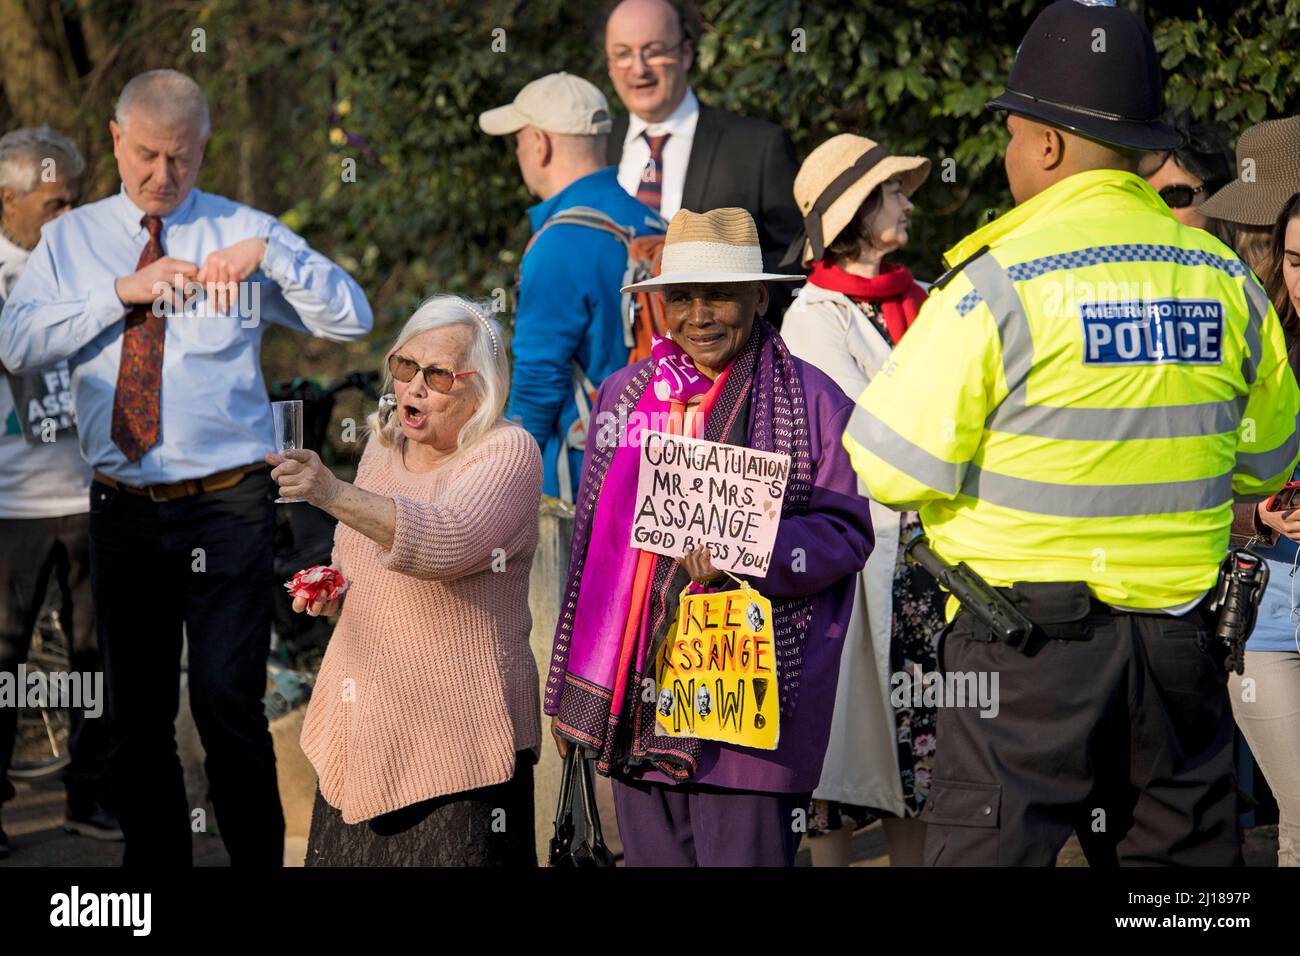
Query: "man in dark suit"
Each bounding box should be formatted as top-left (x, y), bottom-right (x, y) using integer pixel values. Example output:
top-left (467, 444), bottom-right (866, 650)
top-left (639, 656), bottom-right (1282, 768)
top-left (600, 0), bottom-right (803, 317)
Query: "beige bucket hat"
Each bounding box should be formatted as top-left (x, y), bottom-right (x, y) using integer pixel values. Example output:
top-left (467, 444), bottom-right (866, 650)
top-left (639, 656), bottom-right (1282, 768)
top-left (622, 208), bottom-right (804, 292)
top-left (784, 133), bottom-right (930, 268)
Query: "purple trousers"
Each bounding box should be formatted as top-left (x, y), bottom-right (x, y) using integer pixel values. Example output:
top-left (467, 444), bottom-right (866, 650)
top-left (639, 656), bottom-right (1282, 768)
top-left (611, 775), bottom-right (811, 867)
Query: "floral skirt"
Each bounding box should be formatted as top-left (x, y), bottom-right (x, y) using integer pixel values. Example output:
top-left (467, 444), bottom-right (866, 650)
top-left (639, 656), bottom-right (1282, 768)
top-left (810, 514), bottom-right (945, 834)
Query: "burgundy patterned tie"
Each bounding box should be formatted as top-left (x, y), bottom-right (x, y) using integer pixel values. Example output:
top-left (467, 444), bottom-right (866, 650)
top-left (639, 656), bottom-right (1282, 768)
top-left (110, 214), bottom-right (166, 462)
top-left (635, 132), bottom-right (670, 213)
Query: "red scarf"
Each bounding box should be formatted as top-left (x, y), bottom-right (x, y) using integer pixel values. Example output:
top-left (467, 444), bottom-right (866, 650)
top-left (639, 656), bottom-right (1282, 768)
top-left (808, 260), bottom-right (927, 345)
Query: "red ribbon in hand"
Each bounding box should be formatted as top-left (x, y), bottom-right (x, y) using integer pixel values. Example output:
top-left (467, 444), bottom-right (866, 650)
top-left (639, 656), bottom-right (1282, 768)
top-left (285, 565), bottom-right (348, 603)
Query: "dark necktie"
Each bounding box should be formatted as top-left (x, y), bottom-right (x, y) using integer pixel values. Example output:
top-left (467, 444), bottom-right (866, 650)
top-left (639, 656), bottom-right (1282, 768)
top-left (636, 132), bottom-right (671, 213)
top-left (110, 214), bottom-right (166, 462)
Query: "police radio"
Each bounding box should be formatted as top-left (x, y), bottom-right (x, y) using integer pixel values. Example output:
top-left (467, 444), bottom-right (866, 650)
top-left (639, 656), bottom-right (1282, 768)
top-left (1209, 549), bottom-right (1269, 675)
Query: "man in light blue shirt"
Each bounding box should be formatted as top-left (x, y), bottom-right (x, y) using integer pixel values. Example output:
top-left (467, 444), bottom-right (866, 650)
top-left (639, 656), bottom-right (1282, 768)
top-left (0, 69), bottom-right (372, 866)
top-left (0, 117), bottom-right (372, 485)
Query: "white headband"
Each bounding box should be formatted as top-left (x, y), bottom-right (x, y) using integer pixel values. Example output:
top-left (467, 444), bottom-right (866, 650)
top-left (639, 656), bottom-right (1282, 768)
top-left (459, 301), bottom-right (500, 359)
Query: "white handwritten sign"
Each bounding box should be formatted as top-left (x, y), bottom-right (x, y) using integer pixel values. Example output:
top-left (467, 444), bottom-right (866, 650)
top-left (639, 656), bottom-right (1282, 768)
top-left (630, 431), bottom-right (790, 576)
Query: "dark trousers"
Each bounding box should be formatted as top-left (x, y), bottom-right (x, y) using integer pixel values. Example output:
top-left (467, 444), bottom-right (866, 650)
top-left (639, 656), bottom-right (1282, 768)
top-left (0, 512), bottom-right (112, 808)
top-left (89, 470), bottom-right (284, 866)
top-left (611, 775), bottom-right (810, 866)
top-left (922, 607), bottom-right (1241, 866)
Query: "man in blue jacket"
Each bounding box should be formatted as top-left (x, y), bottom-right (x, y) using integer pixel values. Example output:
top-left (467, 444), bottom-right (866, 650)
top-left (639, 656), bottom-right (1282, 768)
top-left (481, 72), bottom-right (664, 500)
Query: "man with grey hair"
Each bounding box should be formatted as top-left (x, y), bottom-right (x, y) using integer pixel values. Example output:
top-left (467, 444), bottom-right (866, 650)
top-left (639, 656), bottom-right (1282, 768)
top-left (0, 125), bottom-right (83, 266)
top-left (0, 69), bottom-right (374, 866)
top-left (0, 125), bottom-right (120, 859)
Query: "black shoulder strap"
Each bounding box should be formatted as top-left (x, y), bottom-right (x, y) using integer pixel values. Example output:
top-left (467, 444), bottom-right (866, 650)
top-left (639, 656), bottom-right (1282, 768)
top-left (931, 244), bottom-right (991, 291)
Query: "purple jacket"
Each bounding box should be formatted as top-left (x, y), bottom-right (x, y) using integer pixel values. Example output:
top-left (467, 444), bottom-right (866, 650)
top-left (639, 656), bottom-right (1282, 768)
top-left (588, 355), bottom-right (874, 793)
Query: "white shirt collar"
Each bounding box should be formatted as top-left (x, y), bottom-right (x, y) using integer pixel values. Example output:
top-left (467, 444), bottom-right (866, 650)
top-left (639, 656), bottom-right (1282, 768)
top-left (116, 184), bottom-right (200, 235)
top-left (626, 87), bottom-right (699, 143)
top-left (0, 228), bottom-right (29, 265)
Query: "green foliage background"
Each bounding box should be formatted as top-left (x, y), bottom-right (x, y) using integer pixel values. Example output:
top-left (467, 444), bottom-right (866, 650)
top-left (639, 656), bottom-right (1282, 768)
top-left (7, 0), bottom-right (1300, 386)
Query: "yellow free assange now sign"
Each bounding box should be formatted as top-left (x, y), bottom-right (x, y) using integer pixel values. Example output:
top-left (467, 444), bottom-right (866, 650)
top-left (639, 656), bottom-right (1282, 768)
top-left (653, 585), bottom-right (779, 750)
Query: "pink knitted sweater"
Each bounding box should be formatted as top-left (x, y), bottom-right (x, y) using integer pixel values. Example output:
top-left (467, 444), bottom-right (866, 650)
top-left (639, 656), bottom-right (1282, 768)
top-left (300, 422), bottom-right (543, 824)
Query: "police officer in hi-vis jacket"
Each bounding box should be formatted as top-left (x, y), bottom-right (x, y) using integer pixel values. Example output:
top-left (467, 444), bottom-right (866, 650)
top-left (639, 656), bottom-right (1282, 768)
top-left (843, 0), bottom-right (1300, 866)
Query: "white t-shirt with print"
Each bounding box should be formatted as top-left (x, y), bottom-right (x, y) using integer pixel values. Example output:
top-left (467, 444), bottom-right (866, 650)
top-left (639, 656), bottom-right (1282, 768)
top-left (0, 230), bottom-right (91, 519)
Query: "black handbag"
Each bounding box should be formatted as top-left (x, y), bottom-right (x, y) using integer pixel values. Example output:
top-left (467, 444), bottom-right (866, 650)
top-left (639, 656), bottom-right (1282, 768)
top-left (548, 748), bottom-right (615, 867)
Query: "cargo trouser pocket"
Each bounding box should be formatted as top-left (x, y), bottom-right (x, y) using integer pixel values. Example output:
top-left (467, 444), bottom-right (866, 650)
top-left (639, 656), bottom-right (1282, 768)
top-left (921, 779), bottom-right (1002, 866)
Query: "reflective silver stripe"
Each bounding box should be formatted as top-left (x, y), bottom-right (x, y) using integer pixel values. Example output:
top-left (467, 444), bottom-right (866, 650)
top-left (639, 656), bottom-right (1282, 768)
top-left (1235, 409), bottom-right (1300, 480)
top-left (991, 396), bottom-right (1246, 440)
top-left (1241, 275), bottom-right (1267, 386)
top-left (959, 466), bottom-right (1234, 518)
top-left (966, 253), bottom-right (1034, 393)
top-left (967, 252), bottom-right (1249, 440)
top-left (847, 404), bottom-right (965, 496)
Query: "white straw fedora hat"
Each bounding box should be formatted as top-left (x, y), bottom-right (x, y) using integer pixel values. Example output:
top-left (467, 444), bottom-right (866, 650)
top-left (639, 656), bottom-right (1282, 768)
top-left (783, 133), bottom-right (930, 268)
top-left (622, 207), bottom-right (804, 292)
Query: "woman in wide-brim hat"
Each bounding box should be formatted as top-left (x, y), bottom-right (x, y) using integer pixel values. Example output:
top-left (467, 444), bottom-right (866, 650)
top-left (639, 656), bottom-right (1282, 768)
top-left (1202, 116), bottom-right (1300, 229)
top-left (781, 133), bottom-right (947, 867)
top-left (1200, 115), bottom-right (1300, 276)
top-left (542, 206), bottom-right (874, 867)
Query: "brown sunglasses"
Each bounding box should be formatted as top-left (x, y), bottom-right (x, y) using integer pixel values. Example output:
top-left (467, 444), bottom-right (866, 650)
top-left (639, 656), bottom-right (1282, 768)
top-left (387, 353), bottom-right (477, 393)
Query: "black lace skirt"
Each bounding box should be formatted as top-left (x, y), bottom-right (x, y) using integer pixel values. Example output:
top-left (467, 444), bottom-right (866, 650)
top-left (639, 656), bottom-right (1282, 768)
top-left (305, 751), bottom-right (537, 867)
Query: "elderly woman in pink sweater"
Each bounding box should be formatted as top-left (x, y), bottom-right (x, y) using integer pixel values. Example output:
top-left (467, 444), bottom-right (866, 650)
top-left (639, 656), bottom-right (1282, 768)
top-left (267, 294), bottom-right (542, 866)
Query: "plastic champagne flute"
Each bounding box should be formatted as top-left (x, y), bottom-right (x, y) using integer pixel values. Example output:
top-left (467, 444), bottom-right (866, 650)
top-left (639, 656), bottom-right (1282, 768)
top-left (271, 400), bottom-right (305, 504)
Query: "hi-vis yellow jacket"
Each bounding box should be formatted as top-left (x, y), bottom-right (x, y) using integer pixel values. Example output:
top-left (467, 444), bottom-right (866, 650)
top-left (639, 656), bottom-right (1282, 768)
top-left (844, 169), bottom-right (1300, 609)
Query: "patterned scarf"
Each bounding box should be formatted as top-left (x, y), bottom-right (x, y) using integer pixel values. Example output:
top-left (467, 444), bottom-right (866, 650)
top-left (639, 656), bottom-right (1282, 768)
top-left (546, 320), bottom-right (814, 781)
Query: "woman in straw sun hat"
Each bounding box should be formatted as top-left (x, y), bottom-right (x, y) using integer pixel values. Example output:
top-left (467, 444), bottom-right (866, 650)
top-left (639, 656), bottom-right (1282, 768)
top-left (543, 206), bottom-right (874, 867)
top-left (780, 133), bottom-right (946, 867)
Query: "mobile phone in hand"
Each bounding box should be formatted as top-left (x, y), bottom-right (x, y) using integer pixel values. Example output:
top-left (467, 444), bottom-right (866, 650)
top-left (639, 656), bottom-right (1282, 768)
top-left (1265, 481), bottom-right (1300, 512)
